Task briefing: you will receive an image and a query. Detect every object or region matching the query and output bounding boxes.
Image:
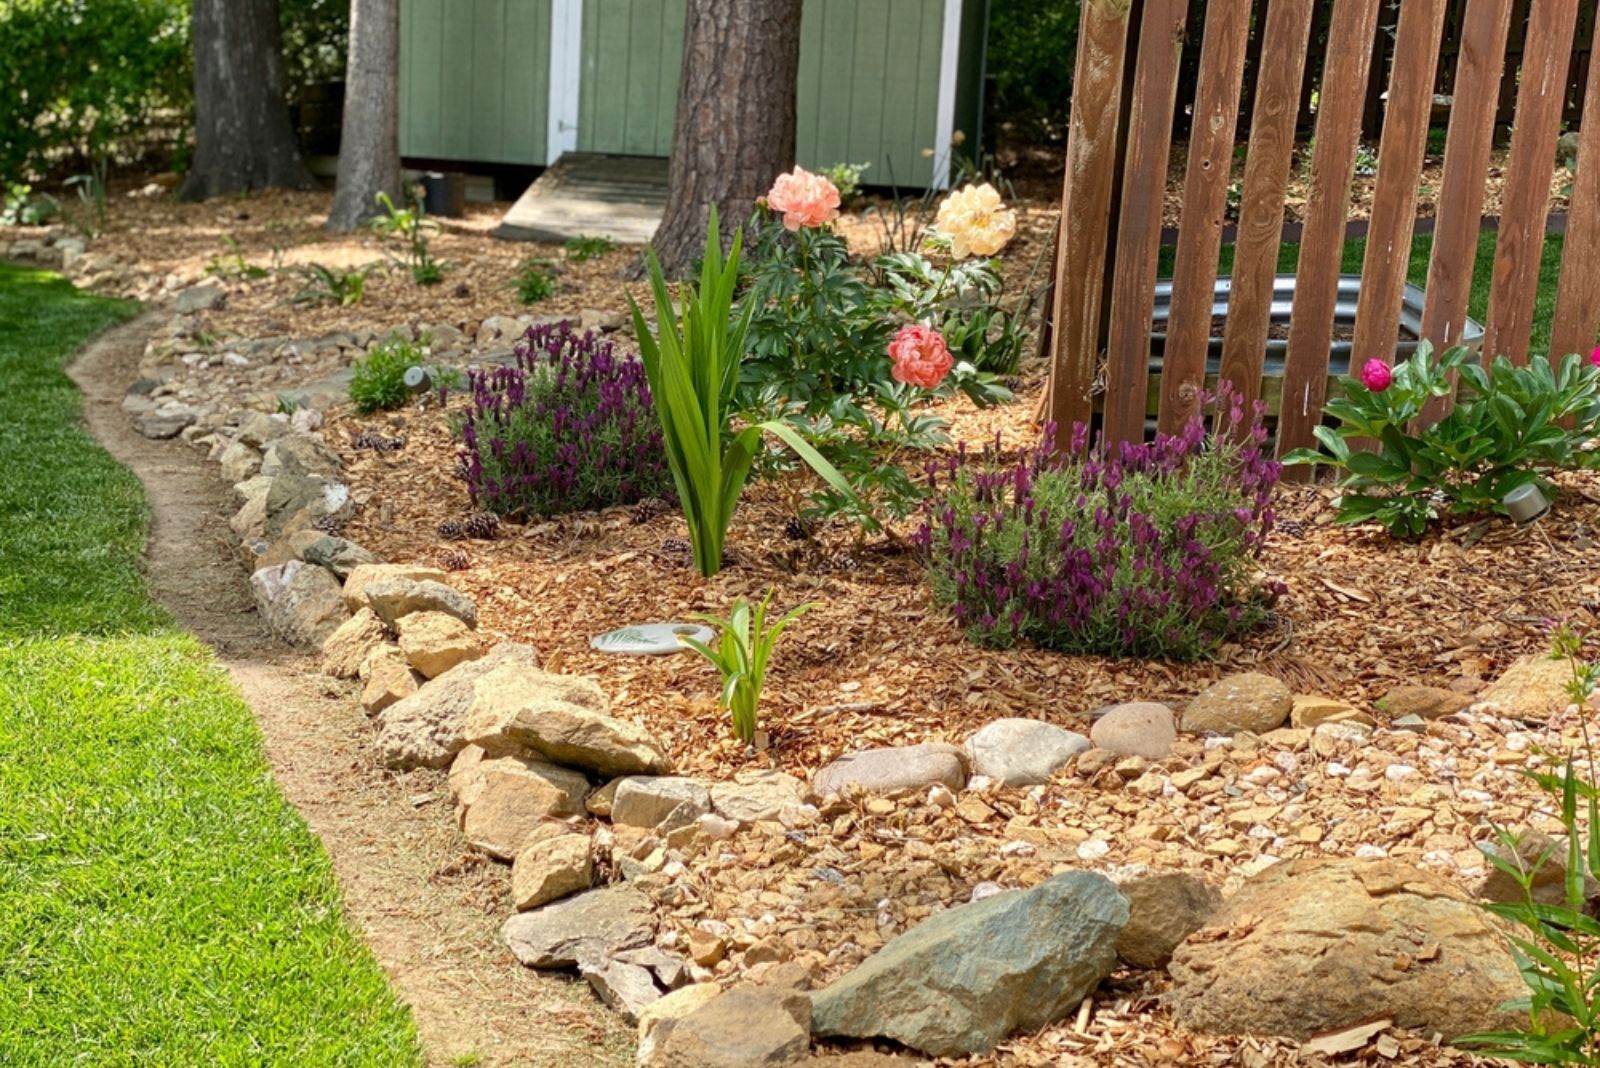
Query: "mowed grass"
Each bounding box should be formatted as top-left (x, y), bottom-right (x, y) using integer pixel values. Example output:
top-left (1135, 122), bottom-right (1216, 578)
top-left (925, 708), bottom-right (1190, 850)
top-left (0, 265), bottom-right (422, 1066)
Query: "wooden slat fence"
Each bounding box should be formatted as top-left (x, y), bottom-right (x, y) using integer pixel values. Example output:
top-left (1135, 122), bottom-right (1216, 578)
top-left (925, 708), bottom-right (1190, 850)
top-left (1045, 0), bottom-right (1600, 460)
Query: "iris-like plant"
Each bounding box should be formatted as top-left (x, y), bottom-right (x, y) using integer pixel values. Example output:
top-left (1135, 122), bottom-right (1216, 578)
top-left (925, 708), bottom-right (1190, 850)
top-left (629, 207), bottom-right (860, 577)
top-left (680, 589), bottom-right (815, 745)
top-left (371, 190), bottom-right (444, 285)
top-left (453, 322), bottom-right (672, 517)
top-left (1460, 625), bottom-right (1600, 1064)
top-left (917, 388), bottom-right (1282, 660)
top-left (1286, 343), bottom-right (1600, 537)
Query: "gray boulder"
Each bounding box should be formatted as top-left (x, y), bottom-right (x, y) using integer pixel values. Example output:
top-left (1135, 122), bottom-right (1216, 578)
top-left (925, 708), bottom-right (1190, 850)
top-left (250, 560), bottom-right (350, 647)
top-left (302, 535), bottom-right (381, 580)
top-left (366, 577), bottom-right (478, 630)
top-left (964, 718), bottom-right (1090, 786)
top-left (810, 870), bottom-right (1127, 1056)
top-left (813, 743), bottom-right (967, 797)
top-left (260, 434), bottom-right (343, 479)
top-left (502, 884), bottom-right (656, 969)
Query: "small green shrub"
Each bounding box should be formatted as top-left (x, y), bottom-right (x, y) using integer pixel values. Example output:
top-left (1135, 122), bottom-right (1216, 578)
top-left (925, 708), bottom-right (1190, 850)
top-left (512, 258), bottom-right (558, 304)
top-left (1460, 625), bottom-right (1600, 1064)
top-left (348, 337), bottom-right (423, 415)
top-left (1, 182), bottom-right (58, 226)
top-left (1286, 343), bottom-right (1600, 537)
top-left (371, 190), bottom-right (444, 286)
top-left (290, 263), bottom-right (368, 307)
top-left (821, 161), bottom-right (871, 202)
top-left (207, 236), bottom-right (270, 281)
top-left (680, 590), bottom-right (814, 745)
top-left (563, 235), bottom-right (615, 263)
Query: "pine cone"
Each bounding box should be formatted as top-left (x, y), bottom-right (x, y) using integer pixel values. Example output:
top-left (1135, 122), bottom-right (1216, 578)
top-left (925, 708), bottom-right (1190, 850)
top-left (783, 516), bottom-right (812, 541)
top-left (438, 547), bottom-right (470, 572)
top-left (438, 519), bottom-right (466, 541)
top-left (631, 497), bottom-right (673, 524)
top-left (1276, 518), bottom-right (1307, 540)
top-left (312, 513), bottom-right (345, 536)
top-left (463, 511), bottom-right (500, 539)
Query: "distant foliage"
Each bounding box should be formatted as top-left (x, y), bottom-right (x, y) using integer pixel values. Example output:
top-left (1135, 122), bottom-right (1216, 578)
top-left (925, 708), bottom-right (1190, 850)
top-left (454, 322), bottom-right (673, 519)
top-left (918, 393), bottom-right (1282, 660)
top-left (987, 0), bottom-right (1080, 136)
top-left (348, 336), bottom-right (422, 415)
top-left (563, 235), bottom-right (615, 263)
top-left (512, 258), bottom-right (558, 304)
top-left (0, 0), bottom-right (191, 181)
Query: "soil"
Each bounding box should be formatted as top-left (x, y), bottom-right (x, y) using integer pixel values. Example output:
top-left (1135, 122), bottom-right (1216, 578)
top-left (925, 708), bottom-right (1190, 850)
top-left (67, 313), bottom-right (634, 1068)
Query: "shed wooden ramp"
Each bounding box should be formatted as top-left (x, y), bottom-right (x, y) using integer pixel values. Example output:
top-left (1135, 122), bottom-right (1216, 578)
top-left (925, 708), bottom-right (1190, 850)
top-left (493, 153), bottom-right (668, 245)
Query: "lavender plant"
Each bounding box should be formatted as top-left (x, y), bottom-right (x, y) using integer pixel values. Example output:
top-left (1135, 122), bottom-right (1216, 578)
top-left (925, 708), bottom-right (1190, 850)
top-left (453, 322), bottom-right (673, 518)
top-left (916, 392), bottom-right (1283, 660)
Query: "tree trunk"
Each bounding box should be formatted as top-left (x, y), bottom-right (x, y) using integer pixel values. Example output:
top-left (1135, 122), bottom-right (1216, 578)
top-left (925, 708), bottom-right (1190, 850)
top-left (326, 0), bottom-right (402, 231)
top-left (180, 0), bottom-right (316, 201)
top-left (645, 0), bottom-right (804, 276)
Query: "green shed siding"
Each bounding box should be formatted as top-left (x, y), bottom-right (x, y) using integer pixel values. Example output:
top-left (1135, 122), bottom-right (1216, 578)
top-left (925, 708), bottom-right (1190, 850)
top-left (576, 0), bottom-right (684, 157)
top-left (796, 0), bottom-right (946, 188)
top-left (401, 0), bottom-right (551, 165)
top-left (399, 0), bottom-right (984, 188)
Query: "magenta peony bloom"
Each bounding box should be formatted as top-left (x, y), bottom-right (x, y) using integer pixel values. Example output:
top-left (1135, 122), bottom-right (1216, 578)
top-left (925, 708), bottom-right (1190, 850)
top-left (888, 323), bottom-right (953, 390)
top-left (1360, 358), bottom-right (1393, 392)
top-left (1589, 345), bottom-right (1600, 368)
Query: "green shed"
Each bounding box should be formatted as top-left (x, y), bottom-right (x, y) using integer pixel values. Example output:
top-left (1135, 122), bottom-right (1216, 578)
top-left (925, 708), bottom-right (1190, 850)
top-left (400, 0), bottom-right (990, 189)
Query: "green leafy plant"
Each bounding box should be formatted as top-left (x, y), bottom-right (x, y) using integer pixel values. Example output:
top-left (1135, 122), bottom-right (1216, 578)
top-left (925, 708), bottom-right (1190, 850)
top-left (628, 207), bottom-right (862, 577)
top-left (348, 336), bottom-right (425, 415)
top-left (512, 258), bottom-right (558, 304)
top-left (1459, 625), bottom-right (1600, 1064)
top-left (563, 234), bottom-right (615, 263)
top-left (290, 263), bottom-right (368, 307)
top-left (1286, 343), bottom-right (1600, 537)
top-left (63, 159), bottom-right (109, 239)
top-left (371, 190), bottom-right (444, 285)
top-left (821, 161), bottom-right (871, 203)
top-left (1, 182), bottom-right (58, 226)
top-left (679, 589), bottom-right (815, 745)
top-left (207, 235), bottom-right (270, 281)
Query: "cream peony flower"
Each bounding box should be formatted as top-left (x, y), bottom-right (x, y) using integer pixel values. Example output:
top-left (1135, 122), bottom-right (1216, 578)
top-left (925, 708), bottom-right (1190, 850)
top-left (935, 182), bottom-right (1017, 259)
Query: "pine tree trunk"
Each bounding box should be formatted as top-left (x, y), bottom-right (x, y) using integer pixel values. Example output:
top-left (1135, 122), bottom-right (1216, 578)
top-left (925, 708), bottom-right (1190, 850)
top-left (180, 0), bottom-right (315, 201)
top-left (326, 0), bottom-right (402, 231)
top-left (644, 0), bottom-right (804, 276)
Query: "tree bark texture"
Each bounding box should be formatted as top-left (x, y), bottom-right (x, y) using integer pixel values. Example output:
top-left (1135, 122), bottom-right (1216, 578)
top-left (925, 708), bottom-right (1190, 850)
top-left (647, 0), bottom-right (804, 276)
top-left (181, 0), bottom-right (315, 201)
top-left (326, 0), bottom-right (403, 230)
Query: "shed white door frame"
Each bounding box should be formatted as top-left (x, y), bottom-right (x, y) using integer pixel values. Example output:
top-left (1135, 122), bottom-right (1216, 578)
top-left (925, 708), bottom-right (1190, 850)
top-left (933, 0), bottom-right (965, 190)
top-left (547, 0), bottom-right (584, 163)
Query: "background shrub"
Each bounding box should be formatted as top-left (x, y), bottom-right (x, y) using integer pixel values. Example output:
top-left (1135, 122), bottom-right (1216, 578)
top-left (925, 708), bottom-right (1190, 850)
top-left (348, 336), bottom-right (421, 415)
top-left (917, 396), bottom-right (1282, 660)
top-left (454, 322), bottom-right (673, 518)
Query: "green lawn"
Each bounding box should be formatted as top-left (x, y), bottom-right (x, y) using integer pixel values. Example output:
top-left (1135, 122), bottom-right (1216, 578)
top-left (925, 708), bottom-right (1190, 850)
top-left (0, 265), bottom-right (422, 1066)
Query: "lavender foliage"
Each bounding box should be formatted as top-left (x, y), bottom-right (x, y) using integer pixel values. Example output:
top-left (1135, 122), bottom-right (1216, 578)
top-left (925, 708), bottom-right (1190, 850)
top-left (915, 393), bottom-right (1283, 660)
top-left (454, 322), bottom-right (673, 518)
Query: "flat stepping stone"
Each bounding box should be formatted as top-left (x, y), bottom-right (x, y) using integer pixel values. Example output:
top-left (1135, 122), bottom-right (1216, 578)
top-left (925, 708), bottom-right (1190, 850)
top-left (591, 622), bottom-right (713, 656)
top-left (813, 743), bottom-right (967, 797)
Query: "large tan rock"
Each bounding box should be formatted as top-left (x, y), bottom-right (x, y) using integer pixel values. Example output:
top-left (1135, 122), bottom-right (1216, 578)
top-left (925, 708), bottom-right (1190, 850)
top-left (511, 832), bottom-right (593, 910)
top-left (812, 743), bottom-right (967, 798)
top-left (376, 643), bottom-right (541, 769)
top-left (1182, 673), bottom-right (1292, 735)
top-left (1478, 655), bottom-right (1578, 721)
top-left (360, 646), bottom-right (419, 715)
top-left (320, 608), bottom-right (389, 679)
top-left (464, 660), bottom-right (671, 777)
top-left (642, 983), bottom-right (811, 1068)
top-left (1376, 684), bottom-right (1472, 721)
top-left (366, 577), bottom-right (478, 630)
top-left (709, 770), bottom-right (808, 825)
top-left (1113, 869), bottom-right (1220, 969)
top-left (341, 563), bottom-right (450, 613)
top-left (1289, 695), bottom-right (1374, 729)
top-left (1090, 702), bottom-right (1177, 759)
top-left (454, 752), bottom-right (589, 859)
top-left (1167, 858), bottom-right (1524, 1042)
top-left (397, 610), bottom-right (485, 678)
top-left (612, 777), bottom-right (711, 832)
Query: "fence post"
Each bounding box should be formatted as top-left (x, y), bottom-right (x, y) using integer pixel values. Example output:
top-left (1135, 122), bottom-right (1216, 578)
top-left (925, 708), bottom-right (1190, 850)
top-left (1550, 10), bottom-right (1600, 361)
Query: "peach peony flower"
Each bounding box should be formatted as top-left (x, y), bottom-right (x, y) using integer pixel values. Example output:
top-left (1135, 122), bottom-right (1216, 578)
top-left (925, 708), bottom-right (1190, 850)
top-left (765, 167), bottom-right (841, 231)
top-left (888, 324), bottom-right (953, 390)
top-left (935, 182), bottom-right (1017, 259)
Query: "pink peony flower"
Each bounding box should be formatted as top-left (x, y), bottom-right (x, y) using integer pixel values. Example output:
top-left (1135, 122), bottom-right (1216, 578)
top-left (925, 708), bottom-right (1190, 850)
top-left (1589, 345), bottom-right (1600, 368)
top-left (764, 167), bottom-right (841, 231)
top-left (1360, 358), bottom-right (1393, 392)
top-left (888, 324), bottom-right (953, 390)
